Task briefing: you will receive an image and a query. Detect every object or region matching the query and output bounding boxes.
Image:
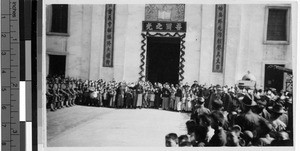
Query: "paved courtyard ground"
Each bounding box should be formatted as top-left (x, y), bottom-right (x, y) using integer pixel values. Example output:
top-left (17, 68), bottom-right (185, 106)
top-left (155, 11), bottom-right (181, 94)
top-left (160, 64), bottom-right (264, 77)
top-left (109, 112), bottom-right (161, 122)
top-left (47, 106), bottom-right (190, 147)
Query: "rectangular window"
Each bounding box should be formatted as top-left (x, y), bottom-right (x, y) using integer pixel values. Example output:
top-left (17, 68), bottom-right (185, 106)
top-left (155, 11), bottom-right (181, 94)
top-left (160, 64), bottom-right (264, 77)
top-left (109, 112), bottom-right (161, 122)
top-left (50, 4), bottom-right (68, 34)
top-left (264, 6), bottom-right (290, 44)
top-left (267, 9), bottom-right (287, 41)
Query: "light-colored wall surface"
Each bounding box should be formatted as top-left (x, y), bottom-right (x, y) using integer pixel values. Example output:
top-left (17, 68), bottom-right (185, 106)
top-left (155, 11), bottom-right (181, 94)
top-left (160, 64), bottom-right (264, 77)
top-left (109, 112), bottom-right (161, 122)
top-left (199, 4), bottom-right (224, 85)
top-left (46, 4), bottom-right (292, 88)
top-left (90, 5), bottom-right (106, 80)
top-left (224, 4), bottom-right (291, 88)
top-left (121, 4), bottom-right (145, 82)
top-left (183, 4), bottom-right (202, 84)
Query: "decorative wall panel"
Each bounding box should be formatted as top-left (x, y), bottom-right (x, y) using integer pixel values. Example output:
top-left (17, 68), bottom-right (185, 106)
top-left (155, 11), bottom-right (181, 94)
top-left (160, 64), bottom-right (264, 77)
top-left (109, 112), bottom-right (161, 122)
top-left (145, 4), bottom-right (185, 22)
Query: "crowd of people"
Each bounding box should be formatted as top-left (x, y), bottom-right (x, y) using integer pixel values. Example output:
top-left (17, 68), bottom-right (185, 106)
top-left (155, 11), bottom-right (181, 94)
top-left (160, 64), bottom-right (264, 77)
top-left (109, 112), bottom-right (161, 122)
top-left (46, 75), bottom-right (293, 147)
top-left (46, 75), bottom-right (216, 112)
top-left (165, 85), bottom-right (293, 147)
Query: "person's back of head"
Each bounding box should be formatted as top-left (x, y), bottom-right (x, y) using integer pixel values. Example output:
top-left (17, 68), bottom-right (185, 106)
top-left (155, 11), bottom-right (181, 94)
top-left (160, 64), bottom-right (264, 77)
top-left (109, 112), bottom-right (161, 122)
top-left (226, 131), bottom-right (240, 146)
top-left (194, 125), bottom-right (209, 144)
top-left (210, 111), bottom-right (226, 130)
top-left (212, 99), bottom-right (223, 111)
top-left (190, 113), bottom-right (199, 124)
top-left (207, 125), bottom-right (227, 146)
top-left (198, 114), bottom-right (212, 127)
top-left (165, 133), bottom-right (178, 147)
top-left (186, 120), bottom-right (197, 135)
top-left (178, 135), bottom-right (189, 145)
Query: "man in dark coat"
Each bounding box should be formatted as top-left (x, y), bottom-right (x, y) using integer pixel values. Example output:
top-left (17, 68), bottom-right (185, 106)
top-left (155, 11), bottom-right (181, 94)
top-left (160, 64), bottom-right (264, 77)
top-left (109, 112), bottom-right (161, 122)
top-left (207, 111), bottom-right (227, 146)
top-left (175, 84), bottom-right (183, 111)
top-left (162, 83), bottom-right (171, 110)
top-left (154, 85), bottom-right (162, 109)
top-left (208, 85), bottom-right (222, 110)
top-left (235, 94), bottom-right (269, 139)
top-left (221, 87), bottom-right (233, 112)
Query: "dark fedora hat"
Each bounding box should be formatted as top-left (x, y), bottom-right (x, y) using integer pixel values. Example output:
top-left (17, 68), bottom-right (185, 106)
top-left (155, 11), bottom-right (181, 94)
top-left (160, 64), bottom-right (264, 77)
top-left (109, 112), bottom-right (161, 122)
top-left (268, 104), bottom-right (286, 114)
top-left (241, 94), bottom-right (257, 106)
top-left (212, 99), bottom-right (223, 109)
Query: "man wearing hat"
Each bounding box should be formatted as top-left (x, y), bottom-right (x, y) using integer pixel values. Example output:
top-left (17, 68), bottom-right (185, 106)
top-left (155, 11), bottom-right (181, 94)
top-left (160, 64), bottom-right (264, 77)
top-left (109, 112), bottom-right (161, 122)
top-left (267, 103), bottom-right (287, 132)
top-left (207, 110), bottom-right (227, 146)
top-left (221, 86), bottom-right (233, 113)
top-left (208, 85), bottom-right (222, 110)
top-left (254, 95), bottom-right (271, 120)
top-left (235, 94), bottom-right (269, 138)
top-left (196, 97), bottom-right (210, 116)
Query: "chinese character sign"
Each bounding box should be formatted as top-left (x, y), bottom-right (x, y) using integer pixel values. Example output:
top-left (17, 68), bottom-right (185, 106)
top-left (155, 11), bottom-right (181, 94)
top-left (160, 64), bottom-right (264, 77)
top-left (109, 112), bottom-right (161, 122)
top-left (142, 21), bottom-right (186, 32)
top-left (103, 4), bottom-right (115, 67)
top-left (213, 4), bottom-right (226, 72)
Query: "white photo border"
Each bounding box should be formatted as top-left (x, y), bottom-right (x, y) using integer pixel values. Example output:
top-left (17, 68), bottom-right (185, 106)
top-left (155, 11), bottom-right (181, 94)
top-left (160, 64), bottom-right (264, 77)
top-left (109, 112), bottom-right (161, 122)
top-left (40, 0), bottom-right (299, 151)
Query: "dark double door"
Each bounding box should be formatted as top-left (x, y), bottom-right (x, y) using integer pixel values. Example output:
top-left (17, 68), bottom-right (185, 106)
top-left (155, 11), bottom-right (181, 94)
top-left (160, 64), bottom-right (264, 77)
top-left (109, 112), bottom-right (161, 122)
top-left (146, 37), bottom-right (180, 85)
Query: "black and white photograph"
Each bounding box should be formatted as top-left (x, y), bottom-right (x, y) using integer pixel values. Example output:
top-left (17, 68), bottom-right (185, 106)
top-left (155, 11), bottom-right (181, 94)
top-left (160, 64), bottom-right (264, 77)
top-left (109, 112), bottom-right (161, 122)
top-left (43, 0), bottom-right (296, 149)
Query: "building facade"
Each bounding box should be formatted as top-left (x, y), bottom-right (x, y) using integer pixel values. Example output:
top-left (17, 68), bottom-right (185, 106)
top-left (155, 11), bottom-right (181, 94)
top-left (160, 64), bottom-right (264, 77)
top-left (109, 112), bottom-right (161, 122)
top-left (46, 4), bottom-right (293, 91)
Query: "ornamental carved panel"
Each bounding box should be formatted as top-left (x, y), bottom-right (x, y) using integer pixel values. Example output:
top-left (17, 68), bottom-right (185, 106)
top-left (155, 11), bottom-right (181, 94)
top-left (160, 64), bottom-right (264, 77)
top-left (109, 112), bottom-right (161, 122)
top-left (145, 4), bottom-right (185, 22)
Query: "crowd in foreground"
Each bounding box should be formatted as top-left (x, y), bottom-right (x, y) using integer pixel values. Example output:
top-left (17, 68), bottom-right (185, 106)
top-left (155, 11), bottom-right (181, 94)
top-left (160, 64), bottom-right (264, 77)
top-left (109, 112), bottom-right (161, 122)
top-left (46, 75), bottom-right (293, 147)
top-left (165, 87), bottom-right (293, 147)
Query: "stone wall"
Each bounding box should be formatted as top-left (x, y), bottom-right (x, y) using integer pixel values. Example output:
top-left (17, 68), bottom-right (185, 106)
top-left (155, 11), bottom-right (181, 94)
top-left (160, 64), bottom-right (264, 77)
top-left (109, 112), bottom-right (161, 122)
top-left (46, 4), bottom-right (292, 88)
top-left (46, 5), bottom-right (106, 80)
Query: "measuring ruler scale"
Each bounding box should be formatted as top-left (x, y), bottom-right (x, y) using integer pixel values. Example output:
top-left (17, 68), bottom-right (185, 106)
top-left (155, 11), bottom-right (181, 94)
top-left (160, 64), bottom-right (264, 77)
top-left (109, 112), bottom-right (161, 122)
top-left (1, 0), bottom-right (21, 150)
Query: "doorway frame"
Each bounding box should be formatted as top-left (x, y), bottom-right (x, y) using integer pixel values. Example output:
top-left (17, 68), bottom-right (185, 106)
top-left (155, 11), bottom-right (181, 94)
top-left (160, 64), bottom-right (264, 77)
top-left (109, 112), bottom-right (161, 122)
top-left (261, 61), bottom-right (287, 90)
top-left (140, 32), bottom-right (186, 83)
top-left (46, 51), bottom-right (68, 77)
